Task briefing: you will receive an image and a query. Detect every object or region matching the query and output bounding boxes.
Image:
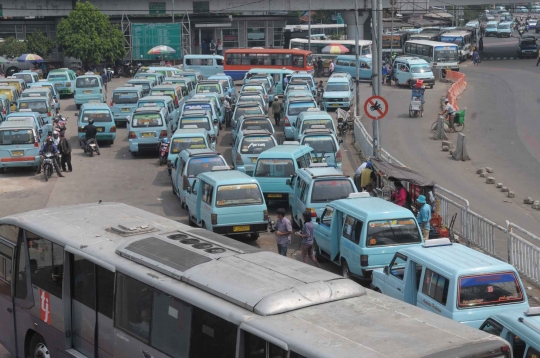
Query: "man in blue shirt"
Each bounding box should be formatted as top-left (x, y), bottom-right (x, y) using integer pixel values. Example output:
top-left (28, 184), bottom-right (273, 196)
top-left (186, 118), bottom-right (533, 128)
top-left (416, 195), bottom-right (431, 240)
top-left (382, 62), bottom-right (388, 85)
top-left (36, 137), bottom-right (64, 177)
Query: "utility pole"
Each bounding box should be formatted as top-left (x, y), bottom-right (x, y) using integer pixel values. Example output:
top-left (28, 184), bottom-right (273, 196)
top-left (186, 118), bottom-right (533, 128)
top-left (371, 0), bottom-right (382, 159)
top-left (308, 0), bottom-right (312, 52)
top-left (172, 0), bottom-right (175, 23)
top-left (355, 0), bottom-right (361, 117)
top-left (390, 0), bottom-right (394, 55)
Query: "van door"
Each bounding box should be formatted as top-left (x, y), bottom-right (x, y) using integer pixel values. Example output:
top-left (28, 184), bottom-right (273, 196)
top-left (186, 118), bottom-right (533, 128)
top-left (0, 235), bottom-right (17, 355)
top-left (295, 178), bottom-right (309, 225)
top-left (396, 63), bottom-right (411, 86)
top-left (417, 268), bottom-right (450, 317)
top-left (187, 178), bottom-right (200, 222)
top-left (314, 206), bottom-right (334, 256)
top-left (403, 261), bottom-right (423, 305)
top-left (383, 253), bottom-right (407, 301)
top-left (340, 215), bottom-right (363, 275)
top-left (200, 181), bottom-right (214, 230)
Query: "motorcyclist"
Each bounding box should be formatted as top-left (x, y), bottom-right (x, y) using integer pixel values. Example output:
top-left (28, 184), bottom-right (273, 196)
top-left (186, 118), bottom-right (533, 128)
top-left (52, 130), bottom-right (60, 146)
top-left (37, 136), bottom-right (64, 177)
top-left (439, 98), bottom-right (456, 132)
top-left (82, 118), bottom-right (100, 155)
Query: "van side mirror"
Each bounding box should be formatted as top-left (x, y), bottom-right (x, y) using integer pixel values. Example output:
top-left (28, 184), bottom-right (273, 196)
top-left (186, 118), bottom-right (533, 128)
top-left (339, 139), bottom-right (343, 144)
top-left (383, 266), bottom-right (389, 275)
top-left (186, 186), bottom-right (192, 194)
top-left (75, 113), bottom-right (79, 117)
top-left (213, 119), bottom-right (218, 124)
top-left (316, 217), bottom-right (321, 224)
top-left (286, 179), bottom-right (291, 186)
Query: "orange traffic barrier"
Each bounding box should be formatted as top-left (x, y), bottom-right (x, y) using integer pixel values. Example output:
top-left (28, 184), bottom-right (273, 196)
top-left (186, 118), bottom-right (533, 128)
top-left (445, 70), bottom-right (467, 110)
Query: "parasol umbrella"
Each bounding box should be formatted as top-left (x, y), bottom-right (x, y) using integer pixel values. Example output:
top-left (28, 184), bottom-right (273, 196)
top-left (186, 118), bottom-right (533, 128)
top-left (17, 54), bottom-right (44, 63)
top-left (321, 44), bottom-right (350, 54)
top-left (0, 57), bottom-right (8, 64)
top-left (147, 45), bottom-right (176, 55)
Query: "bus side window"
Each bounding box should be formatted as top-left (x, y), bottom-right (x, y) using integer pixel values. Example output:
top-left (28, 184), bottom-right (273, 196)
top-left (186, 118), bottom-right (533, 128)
top-left (191, 306), bottom-right (237, 357)
top-left (244, 330), bottom-right (287, 358)
top-left (25, 231), bottom-right (64, 298)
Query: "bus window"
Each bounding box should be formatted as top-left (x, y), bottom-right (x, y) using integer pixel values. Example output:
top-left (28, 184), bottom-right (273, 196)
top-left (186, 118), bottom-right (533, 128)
top-left (26, 231), bottom-right (64, 298)
top-left (115, 273), bottom-right (153, 342)
top-left (244, 331), bottom-right (287, 358)
top-left (190, 306), bottom-right (237, 357)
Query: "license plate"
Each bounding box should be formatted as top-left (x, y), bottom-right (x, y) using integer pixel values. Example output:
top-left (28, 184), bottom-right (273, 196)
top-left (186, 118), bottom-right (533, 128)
top-left (142, 132), bottom-right (155, 138)
top-left (83, 90), bottom-right (92, 94)
top-left (96, 127), bottom-right (104, 132)
top-left (251, 157), bottom-right (258, 163)
top-left (12, 150), bottom-right (23, 156)
top-left (330, 103), bottom-right (340, 107)
top-left (55, 83), bottom-right (61, 87)
top-left (313, 158), bottom-right (318, 163)
top-left (268, 194), bottom-right (283, 198)
top-left (233, 225), bottom-right (250, 232)
top-left (121, 108), bottom-right (131, 112)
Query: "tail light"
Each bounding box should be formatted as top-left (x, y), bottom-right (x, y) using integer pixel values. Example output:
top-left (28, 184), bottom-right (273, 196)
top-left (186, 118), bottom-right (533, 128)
top-left (34, 140), bottom-right (39, 148)
top-left (236, 152), bottom-right (243, 165)
top-left (336, 149), bottom-right (342, 163)
top-left (211, 214), bottom-right (218, 225)
top-left (285, 117), bottom-right (290, 127)
top-left (360, 255), bottom-right (369, 267)
top-left (128, 131), bottom-right (137, 139)
top-left (159, 130), bottom-right (168, 138)
top-left (110, 100), bottom-right (113, 106)
top-left (174, 97), bottom-right (179, 107)
top-left (47, 111), bottom-right (51, 117)
top-left (66, 82), bottom-right (71, 87)
top-left (210, 135), bottom-right (216, 142)
top-left (110, 126), bottom-right (116, 132)
top-left (306, 208), bottom-right (317, 217)
top-left (2, 109), bottom-right (6, 115)
top-left (78, 126), bottom-right (85, 133)
top-left (100, 88), bottom-right (103, 93)
top-left (55, 98), bottom-right (58, 103)
top-left (263, 210), bottom-right (268, 221)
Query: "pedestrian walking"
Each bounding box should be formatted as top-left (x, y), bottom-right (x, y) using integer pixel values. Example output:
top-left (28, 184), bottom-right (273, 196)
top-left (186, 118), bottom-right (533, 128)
top-left (317, 57), bottom-right (323, 77)
top-left (217, 39), bottom-right (223, 56)
top-left (297, 212), bottom-right (320, 267)
top-left (382, 62), bottom-right (388, 85)
top-left (101, 70), bottom-right (108, 92)
top-left (386, 63), bottom-right (392, 85)
top-left (271, 96), bottom-right (282, 126)
top-left (416, 195), bottom-right (432, 240)
top-left (209, 39), bottom-right (216, 55)
top-left (472, 50), bottom-right (480, 66)
top-left (479, 37), bottom-right (484, 53)
top-left (59, 132), bottom-right (72, 172)
top-left (537, 49), bottom-right (540, 66)
top-left (274, 208), bottom-right (292, 256)
top-left (224, 95), bottom-right (232, 127)
top-left (328, 60), bottom-right (335, 77)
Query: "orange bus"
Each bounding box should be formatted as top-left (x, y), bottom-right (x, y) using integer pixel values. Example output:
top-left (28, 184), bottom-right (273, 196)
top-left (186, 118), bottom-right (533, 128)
top-left (224, 48), bottom-right (314, 80)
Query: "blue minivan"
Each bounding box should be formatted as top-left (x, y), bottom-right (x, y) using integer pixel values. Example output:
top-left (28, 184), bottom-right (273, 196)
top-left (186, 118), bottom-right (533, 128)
top-left (183, 55), bottom-right (224, 78)
top-left (334, 55), bottom-right (373, 80)
top-left (74, 75), bottom-right (106, 109)
top-left (0, 118), bottom-right (44, 173)
top-left (128, 106), bottom-right (168, 156)
top-left (167, 128), bottom-right (211, 175)
top-left (186, 167), bottom-right (268, 239)
top-left (110, 85), bottom-right (144, 126)
top-left (77, 103), bottom-right (116, 145)
top-left (231, 129), bottom-right (277, 175)
top-left (283, 96), bottom-right (318, 140)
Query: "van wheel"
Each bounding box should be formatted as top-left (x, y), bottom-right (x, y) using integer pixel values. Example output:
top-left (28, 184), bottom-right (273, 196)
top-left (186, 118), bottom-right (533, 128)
top-left (28, 333), bottom-right (50, 358)
top-left (313, 239), bottom-right (325, 262)
top-left (409, 81), bottom-right (415, 89)
top-left (76, 104), bottom-right (81, 110)
top-left (250, 233), bottom-right (259, 240)
top-left (188, 212), bottom-right (197, 227)
top-left (0, 168), bottom-right (4, 174)
top-left (341, 261), bottom-right (351, 279)
top-left (110, 140), bottom-right (114, 145)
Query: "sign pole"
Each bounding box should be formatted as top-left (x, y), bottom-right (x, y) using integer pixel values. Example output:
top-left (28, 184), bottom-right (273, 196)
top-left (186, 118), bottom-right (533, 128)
top-left (354, 0), bottom-right (360, 117)
top-left (371, 0), bottom-right (382, 158)
top-left (375, 0), bottom-right (383, 158)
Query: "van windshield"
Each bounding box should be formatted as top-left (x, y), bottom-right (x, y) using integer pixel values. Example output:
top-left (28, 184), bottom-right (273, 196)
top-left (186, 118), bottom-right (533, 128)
top-left (150, 90), bottom-right (175, 99)
top-left (301, 119), bottom-right (333, 132)
top-left (185, 103), bottom-right (212, 113)
top-left (48, 73), bottom-right (68, 81)
top-left (196, 84), bottom-right (220, 93)
top-left (138, 102), bottom-right (165, 108)
top-left (13, 74), bottom-right (34, 83)
top-left (498, 24), bottom-right (510, 29)
top-left (288, 102), bottom-right (316, 116)
top-left (311, 180), bottom-right (354, 202)
top-left (76, 77), bottom-right (100, 88)
top-left (302, 135), bottom-right (336, 152)
top-left (81, 109), bottom-right (112, 123)
top-left (18, 100), bottom-right (48, 114)
top-left (171, 137), bottom-right (207, 153)
top-left (234, 106), bottom-right (264, 121)
top-left (0, 129), bottom-right (34, 145)
top-left (131, 113), bottom-right (163, 127)
top-left (410, 65), bottom-right (432, 73)
top-left (458, 272), bottom-right (524, 308)
top-left (216, 183), bottom-right (263, 207)
top-left (240, 136), bottom-right (275, 154)
top-left (180, 117), bottom-right (211, 130)
top-left (241, 119), bottom-right (273, 132)
top-left (131, 83), bottom-right (150, 92)
top-left (22, 92), bottom-right (47, 98)
top-left (366, 218), bottom-right (421, 246)
top-left (486, 23), bottom-right (497, 28)
top-left (187, 156), bottom-right (226, 177)
top-left (326, 84), bottom-right (349, 92)
top-left (292, 77), bottom-right (314, 87)
top-left (255, 158), bottom-right (295, 177)
top-left (113, 91), bottom-right (139, 104)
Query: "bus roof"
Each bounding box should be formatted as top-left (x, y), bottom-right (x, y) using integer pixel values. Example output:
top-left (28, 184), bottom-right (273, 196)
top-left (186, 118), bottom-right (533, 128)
top-left (285, 24), bottom-right (347, 30)
top-left (406, 39), bottom-right (459, 47)
top-left (290, 38), bottom-right (372, 45)
top-left (225, 48), bottom-right (312, 55)
top-left (0, 202), bottom-right (511, 357)
top-left (441, 31), bottom-right (472, 37)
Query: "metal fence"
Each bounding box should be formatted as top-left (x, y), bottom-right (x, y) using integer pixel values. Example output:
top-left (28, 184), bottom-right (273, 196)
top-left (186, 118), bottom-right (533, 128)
top-left (352, 115), bottom-right (540, 286)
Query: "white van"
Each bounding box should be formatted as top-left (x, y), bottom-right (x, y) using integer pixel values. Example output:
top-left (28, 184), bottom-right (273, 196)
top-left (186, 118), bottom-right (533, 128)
top-left (183, 55), bottom-right (224, 79)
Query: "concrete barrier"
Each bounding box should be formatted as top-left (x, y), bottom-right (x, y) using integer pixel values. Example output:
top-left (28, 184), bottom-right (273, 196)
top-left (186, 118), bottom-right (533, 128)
top-left (451, 133), bottom-right (470, 161)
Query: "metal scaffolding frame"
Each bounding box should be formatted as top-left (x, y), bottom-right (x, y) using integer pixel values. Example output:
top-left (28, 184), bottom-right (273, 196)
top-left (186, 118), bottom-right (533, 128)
top-left (396, 0), bottom-right (429, 14)
top-left (121, 12), bottom-right (133, 62)
top-left (181, 12), bottom-right (192, 57)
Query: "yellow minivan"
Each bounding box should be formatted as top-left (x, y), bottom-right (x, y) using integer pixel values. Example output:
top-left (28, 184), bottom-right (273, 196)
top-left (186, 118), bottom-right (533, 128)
top-left (0, 78), bottom-right (25, 94)
top-left (0, 85), bottom-right (20, 111)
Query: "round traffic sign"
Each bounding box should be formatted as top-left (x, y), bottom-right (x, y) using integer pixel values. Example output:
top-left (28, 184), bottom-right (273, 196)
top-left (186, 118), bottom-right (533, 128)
top-left (364, 95), bottom-right (389, 120)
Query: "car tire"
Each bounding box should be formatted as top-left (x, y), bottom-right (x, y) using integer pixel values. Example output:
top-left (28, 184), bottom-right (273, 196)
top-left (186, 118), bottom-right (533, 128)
top-left (110, 140), bottom-right (114, 145)
top-left (29, 333), bottom-right (50, 358)
top-left (250, 233), bottom-right (259, 240)
top-left (131, 151), bottom-right (137, 157)
top-left (341, 261), bottom-right (351, 279)
top-left (76, 104), bottom-right (81, 110)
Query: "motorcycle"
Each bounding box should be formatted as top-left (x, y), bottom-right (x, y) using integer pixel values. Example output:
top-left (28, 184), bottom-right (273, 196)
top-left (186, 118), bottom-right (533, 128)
top-left (53, 113), bottom-right (68, 135)
top-left (337, 118), bottom-right (349, 136)
top-left (159, 138), bottom-right (169, 167)
top-left (84, 138), bottom-right (100, 157)
top-left (42, 152), bottom-right (55, 181)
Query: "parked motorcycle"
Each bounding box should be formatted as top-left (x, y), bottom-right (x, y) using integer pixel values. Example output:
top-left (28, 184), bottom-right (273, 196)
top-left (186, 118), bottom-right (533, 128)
top-left (42, 152), bottom-right (55, 181)
top-left (84, 138), bottom-right (100, 157)
top-left (53, 113), bottom-right (68, 135)
top-left (159, 138), bottom-right (169, 167)
top-left (337, 117), bottom-right (349, 136)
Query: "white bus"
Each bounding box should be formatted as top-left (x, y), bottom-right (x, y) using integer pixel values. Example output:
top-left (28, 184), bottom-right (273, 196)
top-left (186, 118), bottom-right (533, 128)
top-left (440, 30), bottom-right (473, 61)
top-left (284, 24), bottom-right (347, 40)
top-left (0, 202), bottom-right (512, 358)
top-left (404, 39), bottom-right (460, 72)
top-left (289, 38), bottom-right (372, 60)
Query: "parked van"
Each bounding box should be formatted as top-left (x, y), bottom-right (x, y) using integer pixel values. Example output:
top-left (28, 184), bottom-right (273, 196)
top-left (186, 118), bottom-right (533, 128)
top-left (245, 74), bottom-right (276, 104)
top-left (182, 97), bottom-right (221, 130)
top-left (293, 108), bottom-right (335, 141)
top-left (128, 106), bottom-right (168, 156)
top-left (134, 72), bottom-right (165, 85)
top-left (289, 72), bottom-right (316, 97)
top-left (179, 109), bottom-right (219, 140)
top-left (167, 128), bottom-right (211, 175)
top-left (0, 117), bottom-right (44, 173)
top-left (196, 80), bottom-right (226, 103)
top-left (186, 167), bottom-right (268, 239)
top-left (371, 238), bottom-right (529, 328)
top-left (300, 129), bottom-right (342, 170)
top-left (0, 78), bottom-right (25, 94)
top-left (127, 78), bottom-right (155, 96)
top-left (253, 142), bottom-right (314, 202)
top-left (171, 149), bottom-right (228, 209)
top-left (485, 21), bottom-right (499, 36)
top-left (232, 114), bottom-right (274, 140)
top-left (17, 95), bottom-right (56, 124)
top-left (231, 129), bottom-right (277, 175)
top-left (195, 92), bottom-right (225, 124)
top-left (47, 68), bottom-right (77, 96)
top-left (164, 77), bottom-right (195, 98)
top-left (176, 70), bottom-right (204, 85)
top-left (231, 102), bottom-right (266, 139)
top-left (392, 57), bottom-right (435, 89)
top-left (150, 84), bottom-right (186, 129)
top-left (288, 165), bottom-right (356, 228)
top-left (208, 74), bottom-right (236, 99)
top-left (76, 103), bottom-right (116, 145)
top-left (322, 73), bottom-right (355, 111)
top-left (110, 85), bottom-right (144, 126)
top-left (137, 95), bottom-right (176, 130)
top-left (137, 66), bottom-right (182, 77)
top-left (29, 81), bottom-right (60, 110)
top-left (74, 74), bottom-right (106, 109)
top-left (313, 193), bottom-right (424, 279)
top-left (183, 55), bottom-right (224, 79)
top-left (334, 55), bottom-right (373, 80)
top-left (0, 85), bottom-right (20, 112)
top-left (284, 95), bottom-right (318, 140)
top-left (242, 68), bottom-right (295, 96)
top-left (480, 307), bottom-right (540, 358)
top-left (6, 111), bottom-right (51, 136)
top-left (12, 70), bottom-right (40, 84)
top-left (21, 88), bottom-right (55, 114)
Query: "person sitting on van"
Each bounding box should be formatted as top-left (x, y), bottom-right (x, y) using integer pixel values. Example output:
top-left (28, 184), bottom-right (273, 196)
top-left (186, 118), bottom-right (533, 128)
top-left (37, 137), bottom-right (64, 177)
top-left (391, 181), bottom-right (407, 207)
top-left (439, 98), bottom-right (456, 131)
top-left (297, 211), bottom-right (320, 267)
top-left (416, 195), bottom-right (431, 240)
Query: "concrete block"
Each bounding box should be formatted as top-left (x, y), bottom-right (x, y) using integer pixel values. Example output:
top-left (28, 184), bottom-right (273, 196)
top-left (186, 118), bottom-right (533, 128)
top-left (496, 183), bottom-right (503, 188)
top-left (507, 191), bottom-right (515, 198)
top-left (501, 186), bottom-right (509, 192)
top-left (486, 177), bottom-right (495, 184)
top-left (451, 133), bottom-right (471, 161)
top-left (476, 168), bottom-right (485, 174)
top-left (524, 197), bottom-right (534, 204)
top-left (442, 146), bottom-right (450, 152)
top-left (533, 201), bottom-right (540, 210)
top-left (480, 172), bottom-right (486, 178)
top-left (442, 140), bottom-right (451, 148)
top-left (486, 167), bottom-right (494, 173)
top-left (433, 116), bottom-right (448, 140)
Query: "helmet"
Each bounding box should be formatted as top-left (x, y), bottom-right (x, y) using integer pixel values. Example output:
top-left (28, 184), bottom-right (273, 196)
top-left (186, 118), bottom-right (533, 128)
top-left (46, 136), bottom-right (53, 143)
top-left (53, 130), bottom-right (58, 135)
top-left (88, 119), bottom-right (94, 125)
top-left (274, 96), bottom-right (278, 100)
top-left (162, 138), bottom-right (169, 144)
top-left (444, 98), bottom-right (449, 103)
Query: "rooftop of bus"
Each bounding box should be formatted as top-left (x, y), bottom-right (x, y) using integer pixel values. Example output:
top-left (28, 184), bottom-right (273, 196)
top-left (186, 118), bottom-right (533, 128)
top-left (224, 48), bottom-right (313, 54)
top-left (406, 39), bottom-right (459, 46)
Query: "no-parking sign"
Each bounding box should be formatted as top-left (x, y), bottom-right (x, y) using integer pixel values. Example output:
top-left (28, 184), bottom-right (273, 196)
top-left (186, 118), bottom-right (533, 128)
top-left (364, 95), bottom-right (389, 120)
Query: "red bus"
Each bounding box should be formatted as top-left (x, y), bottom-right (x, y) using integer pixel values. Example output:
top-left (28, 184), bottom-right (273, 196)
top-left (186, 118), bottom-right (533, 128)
top-left (224, 48), bottom-right (314, 80)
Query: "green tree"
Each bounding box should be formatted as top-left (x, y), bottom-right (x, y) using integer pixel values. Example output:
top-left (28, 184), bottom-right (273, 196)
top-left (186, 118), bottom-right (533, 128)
top-left (463, 5), bottom-right (482, 23)
top-left (56, 2), bottom-right (126, 67)
top-left (26, 31), bottom-right (56, 57)
top-left (0, 37), bottom-right (28, 58)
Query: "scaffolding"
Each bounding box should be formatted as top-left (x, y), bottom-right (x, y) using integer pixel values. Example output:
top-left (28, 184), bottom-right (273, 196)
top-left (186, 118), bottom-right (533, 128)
top-left (396, 0), bottom-right (429, 14)
top-left (181, 12), bottom-right (192, 57)
top-left (121, 12), bottom-right (133, 62)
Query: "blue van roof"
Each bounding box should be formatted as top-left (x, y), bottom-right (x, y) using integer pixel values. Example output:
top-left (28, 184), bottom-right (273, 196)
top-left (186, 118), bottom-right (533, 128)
top-left (336, 55), bottom-right (373, 62)
top-left (487, 308), bottom-right (540, 348)
top-left (299, 166), bottom-right (347, 178)
top-left (298, 110), bottom-right (333, 120)
top-left (399, 243), bottom-right (518, 278)
top-left (198, 169), bottom-right (258, 185)
top-left (331, 197), bottom-right (414, 221)
top-left (172, 128), bottom-right (207, 138)
top-left (81, 103), bottom-right (110, 110)
top-left (139, 95), bottom-right (172, 102)
top-left (257, 144), bottom-right (313, 158)
top-left (114, 86), bottom-right (143, 93)
top-left (6, 112), bottom-right (40, 119)
top-left (0, 118), bottom-right (36, 128)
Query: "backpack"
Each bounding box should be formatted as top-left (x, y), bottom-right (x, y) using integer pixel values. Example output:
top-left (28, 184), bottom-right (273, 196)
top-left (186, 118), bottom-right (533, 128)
top-left (210, 42), bottom-right (216, 51)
